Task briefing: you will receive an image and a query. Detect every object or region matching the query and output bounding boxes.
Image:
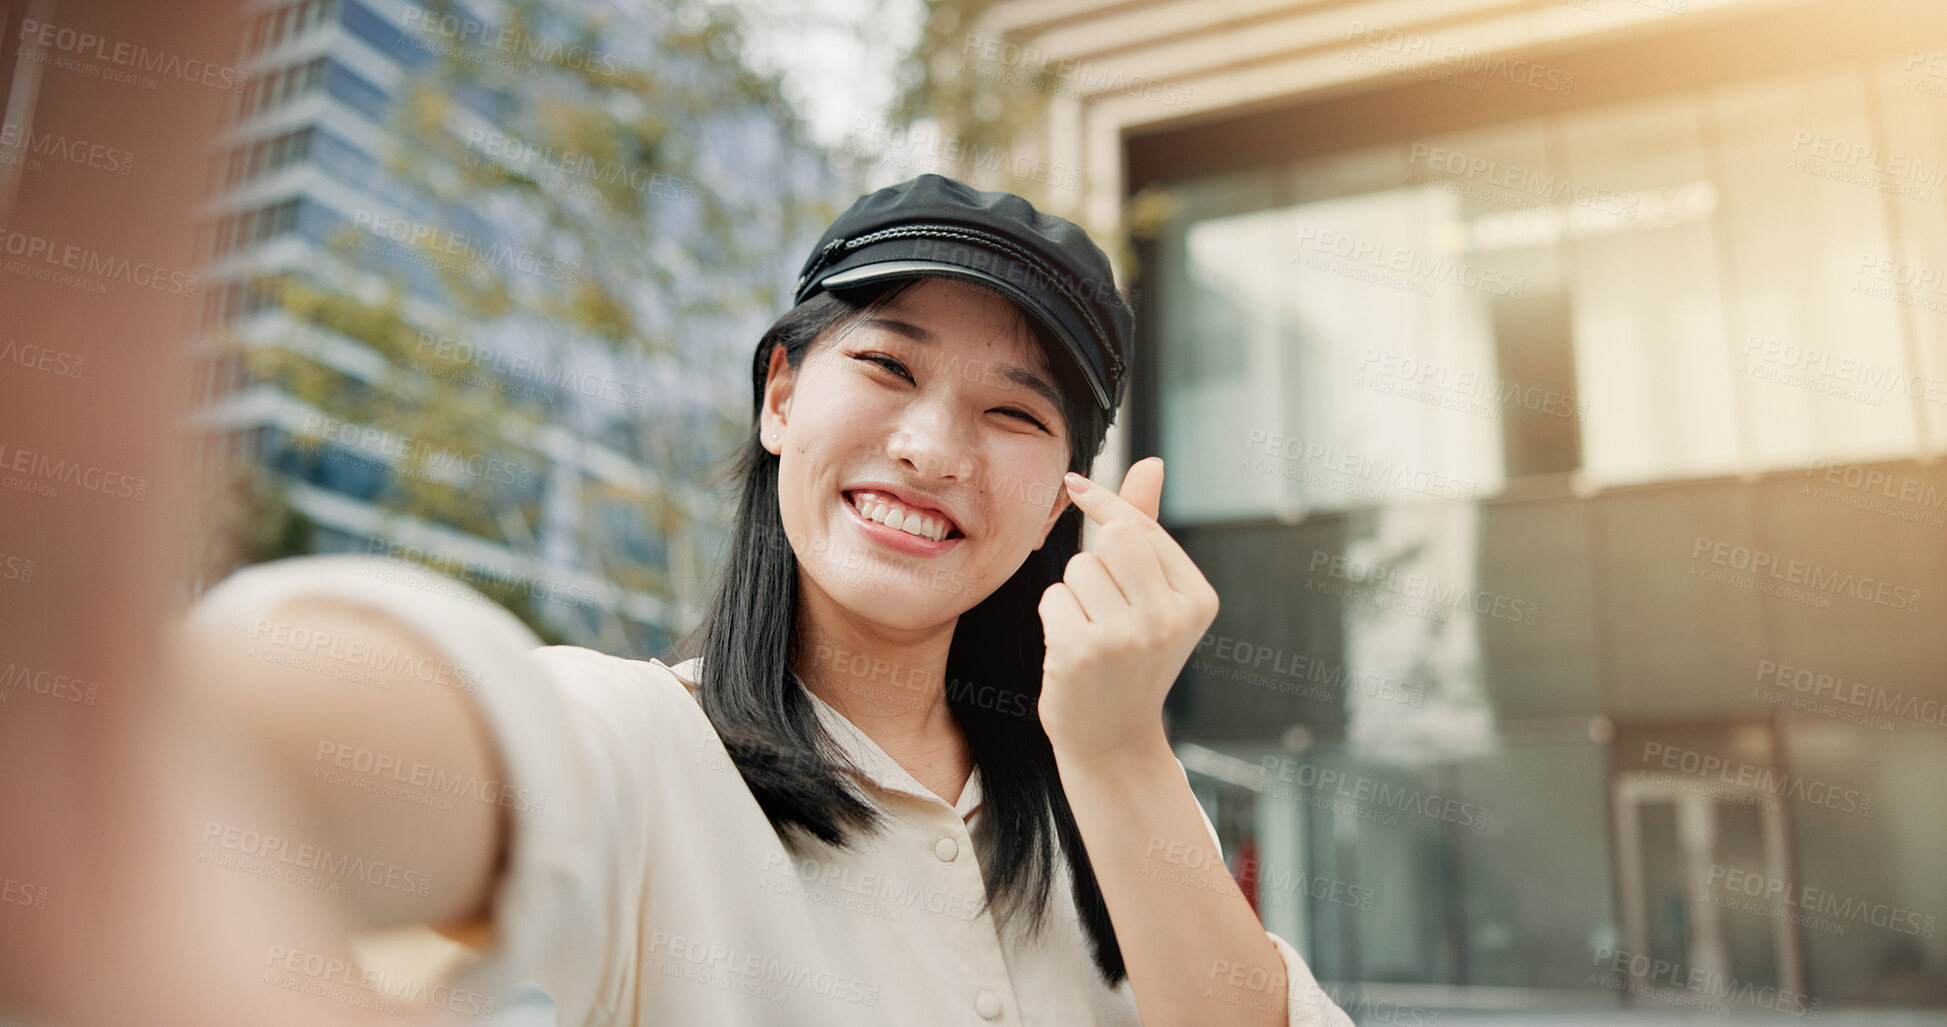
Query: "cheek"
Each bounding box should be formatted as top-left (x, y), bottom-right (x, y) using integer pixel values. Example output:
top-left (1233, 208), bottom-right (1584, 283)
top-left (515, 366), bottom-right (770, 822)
top-left (801, 379), bottom-right (899, 436)
top-left (983, 453), bottom-right (1066, 537)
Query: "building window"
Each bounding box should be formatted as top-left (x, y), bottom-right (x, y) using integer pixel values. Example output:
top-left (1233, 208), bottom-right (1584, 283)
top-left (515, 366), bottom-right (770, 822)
top-left (241, 0), bottom-right (340, 58)
top-left (340, 0), bottom-right (434, 67)
top-left (322, 60), bottom-right (392, 121)
top-left (201, 280), bottom-right (277, 327)
top-left (211, 198), bottom-right (303, 258)
top-left (222, 126), bottom-right (315, 188)
top-left (1152, 58), bottom-right (1939, 525)
top-left (236, 56), bottom-right (327, 118)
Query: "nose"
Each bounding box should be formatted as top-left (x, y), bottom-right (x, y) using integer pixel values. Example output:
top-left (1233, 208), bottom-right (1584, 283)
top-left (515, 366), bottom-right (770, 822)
top-left (886, 395), bottom-right (975, 482)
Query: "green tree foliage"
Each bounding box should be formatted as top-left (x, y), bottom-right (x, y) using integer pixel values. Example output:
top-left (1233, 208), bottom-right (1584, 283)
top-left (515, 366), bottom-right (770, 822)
top-left (205, 0), bottom-right (842, 656)
top-left (883, 0), bottom-right (1056, 205)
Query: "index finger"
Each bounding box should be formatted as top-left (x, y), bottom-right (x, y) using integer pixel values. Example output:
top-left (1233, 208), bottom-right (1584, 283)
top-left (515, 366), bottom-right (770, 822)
top-left (1063, 459), bottom-right (1205, 593)
top-left (1064, 456), bottom-right (1163, 526)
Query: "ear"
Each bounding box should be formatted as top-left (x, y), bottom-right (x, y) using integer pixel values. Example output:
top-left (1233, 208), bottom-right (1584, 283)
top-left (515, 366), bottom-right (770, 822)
top-left (1033, 479), bottom-right (1073, 551)
top-left (759, 342), bottom-right (795, 456)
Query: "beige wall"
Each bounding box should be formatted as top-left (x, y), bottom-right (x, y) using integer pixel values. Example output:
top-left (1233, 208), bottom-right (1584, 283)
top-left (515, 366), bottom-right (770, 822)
top-left (950, 0), bottom-right (1811, 480)
top-left (968, 0), bottom-right (1786, 230)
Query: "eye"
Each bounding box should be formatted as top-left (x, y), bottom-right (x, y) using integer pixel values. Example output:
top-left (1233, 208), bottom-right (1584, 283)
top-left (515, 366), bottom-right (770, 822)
top-left (996, 408), bottom-right (1050, 432)
top-left (853, 352), bottom-right (913, 383)
top-left (854, 351), bottom-right (1053, 433)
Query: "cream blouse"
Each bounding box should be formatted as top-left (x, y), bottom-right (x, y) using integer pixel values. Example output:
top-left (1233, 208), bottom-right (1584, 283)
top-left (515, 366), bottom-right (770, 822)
top-left (186, 554), bottom-right (1352, 1026)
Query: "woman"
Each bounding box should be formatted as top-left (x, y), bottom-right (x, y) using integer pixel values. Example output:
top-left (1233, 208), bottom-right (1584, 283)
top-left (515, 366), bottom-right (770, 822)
top-left (176, 174), bottom-right (1350, 1025)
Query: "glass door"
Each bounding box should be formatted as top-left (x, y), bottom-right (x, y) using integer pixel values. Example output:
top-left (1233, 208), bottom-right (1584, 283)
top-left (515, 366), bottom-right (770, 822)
top-left (1611, 769), bottom-right (1803, 1008)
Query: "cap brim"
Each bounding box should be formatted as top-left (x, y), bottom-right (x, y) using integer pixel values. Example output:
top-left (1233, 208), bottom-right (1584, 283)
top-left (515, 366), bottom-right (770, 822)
top-left (820, 259), bottom-right (1113, 411)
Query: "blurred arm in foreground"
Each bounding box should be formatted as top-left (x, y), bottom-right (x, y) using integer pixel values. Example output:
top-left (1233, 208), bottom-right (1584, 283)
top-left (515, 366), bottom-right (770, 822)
top-left (0, 0), bottom-right (504, 1019)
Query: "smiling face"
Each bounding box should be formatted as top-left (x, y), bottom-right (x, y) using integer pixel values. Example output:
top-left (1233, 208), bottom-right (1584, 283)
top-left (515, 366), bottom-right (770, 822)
top-left (759, 277), bottom-right (1076, 631)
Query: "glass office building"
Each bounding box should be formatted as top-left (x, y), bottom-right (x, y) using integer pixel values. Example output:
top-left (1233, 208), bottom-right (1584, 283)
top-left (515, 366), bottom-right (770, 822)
top-left (1125, 3), bottom-right (1947, 1014)
top-left (192, 0), bottom-right (838, 656)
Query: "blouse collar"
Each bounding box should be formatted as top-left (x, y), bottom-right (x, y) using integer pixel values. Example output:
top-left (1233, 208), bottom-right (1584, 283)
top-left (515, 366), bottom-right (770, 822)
top-left (666, 657), bottom-right (984, 822)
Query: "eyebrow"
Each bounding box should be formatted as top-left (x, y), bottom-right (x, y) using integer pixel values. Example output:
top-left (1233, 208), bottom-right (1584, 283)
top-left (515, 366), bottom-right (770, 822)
top-left (862, 316), bottom-right (1066, 418)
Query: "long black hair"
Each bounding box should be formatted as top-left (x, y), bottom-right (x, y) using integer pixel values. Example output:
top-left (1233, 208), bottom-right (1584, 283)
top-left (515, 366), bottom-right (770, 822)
top-left (669, 275), bottom-right (1129, 984)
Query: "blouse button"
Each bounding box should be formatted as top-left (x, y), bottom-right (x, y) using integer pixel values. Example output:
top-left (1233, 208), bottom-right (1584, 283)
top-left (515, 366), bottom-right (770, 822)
top-left (934, 836), bottom-right (959, 862)
top-left (975, 990), bottom-right (1002, 1019)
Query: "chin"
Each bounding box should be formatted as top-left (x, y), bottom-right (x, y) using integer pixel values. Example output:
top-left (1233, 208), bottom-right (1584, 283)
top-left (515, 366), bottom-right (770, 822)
top-left (818, 562), bottom-right (986, 622)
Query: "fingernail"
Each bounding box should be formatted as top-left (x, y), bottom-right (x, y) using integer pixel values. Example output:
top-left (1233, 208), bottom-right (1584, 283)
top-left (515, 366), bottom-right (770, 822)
top-left (1064, 471), bottom-right (1088, 491)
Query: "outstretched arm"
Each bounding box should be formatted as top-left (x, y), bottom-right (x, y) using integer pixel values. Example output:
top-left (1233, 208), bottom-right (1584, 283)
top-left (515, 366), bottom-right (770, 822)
top-left (138, 551), bottom-right (670, 1027)
top-left (168, 592), bottom-right (509, 933)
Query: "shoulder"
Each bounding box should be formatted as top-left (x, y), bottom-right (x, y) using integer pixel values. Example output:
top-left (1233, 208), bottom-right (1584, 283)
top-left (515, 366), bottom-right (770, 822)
top-left (186, 553), bottom-right (534, 636)
top-left (525, 646), bottom-right (709, 744)
top-left (530, 643), bottom-right (699, 699)
top-left (529, 645), bottom-right (697, 690)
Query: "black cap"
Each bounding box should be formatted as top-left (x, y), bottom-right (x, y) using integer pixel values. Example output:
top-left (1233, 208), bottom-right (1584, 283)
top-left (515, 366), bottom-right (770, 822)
top-left (792, 173), bottom-right (1133, 411)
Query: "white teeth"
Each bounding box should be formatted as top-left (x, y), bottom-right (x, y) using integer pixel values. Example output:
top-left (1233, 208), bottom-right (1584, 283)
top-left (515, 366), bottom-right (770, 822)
top-left (850, 492), bottom-right (952, 542)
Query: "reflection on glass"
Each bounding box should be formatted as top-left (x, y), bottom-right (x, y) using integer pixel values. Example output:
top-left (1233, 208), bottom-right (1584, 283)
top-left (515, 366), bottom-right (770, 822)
top-left (1155, 50), bottom-right (1947, 1015)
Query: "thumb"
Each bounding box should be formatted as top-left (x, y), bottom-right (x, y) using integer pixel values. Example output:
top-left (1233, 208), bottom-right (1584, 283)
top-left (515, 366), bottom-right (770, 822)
top-left (1116, 457), bottom-right (1164, 522)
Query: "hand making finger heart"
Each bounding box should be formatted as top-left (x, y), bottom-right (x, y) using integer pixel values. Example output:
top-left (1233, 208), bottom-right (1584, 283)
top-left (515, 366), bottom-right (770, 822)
top-left (1036, 457), bottom-right (1221, 765)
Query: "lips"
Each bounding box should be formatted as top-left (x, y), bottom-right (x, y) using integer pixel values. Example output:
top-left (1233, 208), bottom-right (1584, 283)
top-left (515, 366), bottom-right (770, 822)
top-left (843, 486), bottom-right (965, 543)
